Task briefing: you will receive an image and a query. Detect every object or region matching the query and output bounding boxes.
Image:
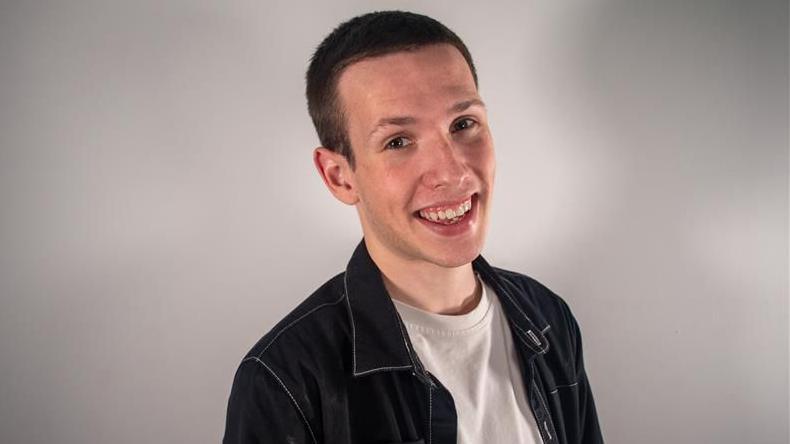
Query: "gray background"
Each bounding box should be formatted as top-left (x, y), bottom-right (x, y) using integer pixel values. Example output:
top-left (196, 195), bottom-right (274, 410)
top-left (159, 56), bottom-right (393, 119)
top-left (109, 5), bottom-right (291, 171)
top-left (1, 0), bottom-right (787, 443)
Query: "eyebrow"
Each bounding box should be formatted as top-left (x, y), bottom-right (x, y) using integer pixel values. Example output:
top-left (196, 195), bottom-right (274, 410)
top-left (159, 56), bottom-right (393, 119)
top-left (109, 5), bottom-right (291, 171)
top-left (368, 116), bottom-right (417, 140)
top-left (448, 98), bottom-right (486, 114)
top-left (367, 98), bottom-right (486, 140)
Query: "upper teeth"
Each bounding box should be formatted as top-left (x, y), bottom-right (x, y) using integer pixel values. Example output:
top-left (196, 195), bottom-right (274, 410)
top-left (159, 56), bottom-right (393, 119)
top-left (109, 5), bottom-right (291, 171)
top-left (418, 198), bottom-right (472, 222)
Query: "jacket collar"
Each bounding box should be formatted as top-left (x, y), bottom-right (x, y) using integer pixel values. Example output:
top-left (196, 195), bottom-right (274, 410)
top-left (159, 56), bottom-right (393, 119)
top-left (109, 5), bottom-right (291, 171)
top-left (343, 238), bottom-right (550, 378)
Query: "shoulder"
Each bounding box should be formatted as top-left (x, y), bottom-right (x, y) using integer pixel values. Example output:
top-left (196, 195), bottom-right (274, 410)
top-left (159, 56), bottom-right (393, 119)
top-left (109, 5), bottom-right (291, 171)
top-left (488, 265), bottom-right (582, 342)
top-left (225, 272), bottom-right (350, 442)
top-left (240, 271), bottom-right (351, 375)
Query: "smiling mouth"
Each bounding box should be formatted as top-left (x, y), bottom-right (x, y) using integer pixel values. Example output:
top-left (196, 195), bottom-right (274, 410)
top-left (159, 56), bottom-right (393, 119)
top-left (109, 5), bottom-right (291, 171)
top-left (414, 193), bottom-right (477, 225)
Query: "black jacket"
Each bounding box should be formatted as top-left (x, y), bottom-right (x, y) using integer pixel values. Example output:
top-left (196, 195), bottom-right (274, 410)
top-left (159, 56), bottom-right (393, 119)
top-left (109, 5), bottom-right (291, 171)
top-left (223, 239), bottom-right (604, 443)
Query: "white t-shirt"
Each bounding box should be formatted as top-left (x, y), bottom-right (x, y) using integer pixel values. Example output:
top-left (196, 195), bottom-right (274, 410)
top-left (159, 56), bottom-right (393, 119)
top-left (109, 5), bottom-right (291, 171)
top-left (392, 274), bottom-right (543, 444)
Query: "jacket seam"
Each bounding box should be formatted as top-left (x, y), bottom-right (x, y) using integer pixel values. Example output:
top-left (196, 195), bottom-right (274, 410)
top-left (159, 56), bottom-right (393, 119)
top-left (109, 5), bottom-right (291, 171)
top-left (427, 384), bottom-right (433, 444)
top-left (498, 269), bottom-right (568, 322)
top-left (256, 291), bottom-right (346, 359)
top-left (345, 272), bottom-right (415, 376)
top-left (497, 273), bottom-right (541, 324)
top-left (242, 356), bottom-right (319, 444)
top-left (532, 378), bottom-right (557, 443)
top-left (353, 365), bottom-right (413, 377)
top-left (343, 272), bottom-right (360, 375)
top-left (390, 302), bottom-right (418, 370)
top-left (549, 381), bottom-right (579, 394)
top-left (511, 321), bottom-right (551, 355)
top-left (496, 272), bottom-right (555, 353)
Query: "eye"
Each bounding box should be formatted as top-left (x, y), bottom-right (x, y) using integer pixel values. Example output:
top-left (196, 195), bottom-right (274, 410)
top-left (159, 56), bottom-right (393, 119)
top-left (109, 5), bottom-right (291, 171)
top-left (385, 136), bottom-right (412, 150)
top-left (452, 117), bottom-right (477, 133)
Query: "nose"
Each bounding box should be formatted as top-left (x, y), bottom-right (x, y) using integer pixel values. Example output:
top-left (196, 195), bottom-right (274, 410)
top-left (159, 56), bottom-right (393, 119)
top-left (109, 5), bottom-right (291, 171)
top-left (421, 134), bottom-right (470, 191)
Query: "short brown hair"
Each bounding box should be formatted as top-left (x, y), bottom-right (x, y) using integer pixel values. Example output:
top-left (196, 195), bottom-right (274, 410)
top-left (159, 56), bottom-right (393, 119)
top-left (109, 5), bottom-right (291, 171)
top-left (305, 11), bottom-right (478, 169)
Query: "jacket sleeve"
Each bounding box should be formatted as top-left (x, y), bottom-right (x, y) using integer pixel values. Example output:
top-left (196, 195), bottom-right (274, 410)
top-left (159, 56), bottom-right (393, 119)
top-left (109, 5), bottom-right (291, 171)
top-left (223, 358), bottom-right (317, 444)
top-left (564, 302), bottom-right (604, 444)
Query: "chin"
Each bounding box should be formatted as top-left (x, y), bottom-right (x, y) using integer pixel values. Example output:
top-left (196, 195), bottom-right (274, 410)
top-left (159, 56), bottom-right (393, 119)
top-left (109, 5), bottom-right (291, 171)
top-left (427, 243), bottom-right (482, 268)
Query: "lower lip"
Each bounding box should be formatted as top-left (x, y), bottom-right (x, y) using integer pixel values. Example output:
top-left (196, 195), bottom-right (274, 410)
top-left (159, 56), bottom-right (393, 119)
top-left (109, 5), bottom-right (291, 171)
top-left (415, 194), bottom-right (478, 237)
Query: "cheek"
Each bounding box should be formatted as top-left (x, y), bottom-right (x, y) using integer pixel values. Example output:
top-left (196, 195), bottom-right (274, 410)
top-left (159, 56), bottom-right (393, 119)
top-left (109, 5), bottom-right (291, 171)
top-left (358, 168), bottom-right (409, 211)
top-left (468, 136), bottom-right (496, 178)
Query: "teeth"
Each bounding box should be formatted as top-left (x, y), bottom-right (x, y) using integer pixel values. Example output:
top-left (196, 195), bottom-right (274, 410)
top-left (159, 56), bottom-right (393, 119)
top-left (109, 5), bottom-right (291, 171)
top-left (417, 197), bottom-right (474, 224)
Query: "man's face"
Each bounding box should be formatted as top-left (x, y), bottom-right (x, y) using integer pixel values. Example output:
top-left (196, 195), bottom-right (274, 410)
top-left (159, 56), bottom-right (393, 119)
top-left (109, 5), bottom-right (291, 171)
top-left (336, 43), bottom-right (495, 268)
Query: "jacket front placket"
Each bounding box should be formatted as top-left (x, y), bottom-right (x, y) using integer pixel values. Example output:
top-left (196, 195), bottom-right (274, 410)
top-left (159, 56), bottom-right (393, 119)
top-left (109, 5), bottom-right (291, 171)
top-left (344, 240), bottom-right (457, 444)
top-left (472, 256), bottom-right (560, 444)
top-left (345, 239), bottom-right (559, 444)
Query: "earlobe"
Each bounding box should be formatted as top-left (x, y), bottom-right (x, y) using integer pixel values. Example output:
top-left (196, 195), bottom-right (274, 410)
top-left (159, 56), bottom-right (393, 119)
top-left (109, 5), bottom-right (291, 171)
top-left (313, 147), bottom-right (359, 205)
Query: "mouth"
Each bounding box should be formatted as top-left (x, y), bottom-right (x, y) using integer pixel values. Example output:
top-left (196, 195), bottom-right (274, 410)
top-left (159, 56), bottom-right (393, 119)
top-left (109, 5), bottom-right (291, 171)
top-left (414, 193), bottom-right (477, 226)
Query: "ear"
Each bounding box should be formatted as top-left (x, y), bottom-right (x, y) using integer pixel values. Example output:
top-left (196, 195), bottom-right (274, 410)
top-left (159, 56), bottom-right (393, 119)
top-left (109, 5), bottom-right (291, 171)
top-left (313, 147), bottom-right (359, 205)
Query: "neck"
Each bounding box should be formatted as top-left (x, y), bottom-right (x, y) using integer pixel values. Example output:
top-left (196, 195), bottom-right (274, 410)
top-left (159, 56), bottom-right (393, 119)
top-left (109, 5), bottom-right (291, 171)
top-left (365, 239), bottom-right (481, 315)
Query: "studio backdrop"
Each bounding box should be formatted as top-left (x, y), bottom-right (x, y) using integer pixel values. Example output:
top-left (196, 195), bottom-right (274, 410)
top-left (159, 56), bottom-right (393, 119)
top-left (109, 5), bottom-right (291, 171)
top-left (0, 1), bottom-right (787, 443)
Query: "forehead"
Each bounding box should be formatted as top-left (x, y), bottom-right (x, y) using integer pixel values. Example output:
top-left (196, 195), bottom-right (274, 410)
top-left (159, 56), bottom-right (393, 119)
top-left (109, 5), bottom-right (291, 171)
top-left (336, 44), bottom-right (478, 121)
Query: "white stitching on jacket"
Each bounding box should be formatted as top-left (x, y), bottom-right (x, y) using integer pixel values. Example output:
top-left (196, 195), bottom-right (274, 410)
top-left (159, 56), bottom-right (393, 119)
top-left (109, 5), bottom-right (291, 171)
top-left (257, 292), bottom-right (346, 359)
top-left (532, 379), bottom-right (556, 442)
top-left (345, 271), bottom-right (416, 376)
top-left (549, 381), bottom-right (579, 395)
top-left (427, 384), bottom-right (433, 444)
top-left (495, 273), bottom-right (552, 348)
top-left (543, 420), bottom-right (553, 441)
top-left (353, 365), bottom-right (412, 377)
top-left (343, 273), bottom-right (359, 375)
top-left (497, 273), bottom-right (539, 324)
top-left (526, 329), bottom-right (541, 346)
top-left (511, 322), bottom-right (551, 355)
top-left (243, 356), bottom-right (319, 444)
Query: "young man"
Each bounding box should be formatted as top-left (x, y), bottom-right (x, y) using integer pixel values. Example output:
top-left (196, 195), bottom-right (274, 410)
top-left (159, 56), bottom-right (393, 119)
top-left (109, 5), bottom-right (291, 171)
top-left (223, 11), bottom-right (603, 444)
